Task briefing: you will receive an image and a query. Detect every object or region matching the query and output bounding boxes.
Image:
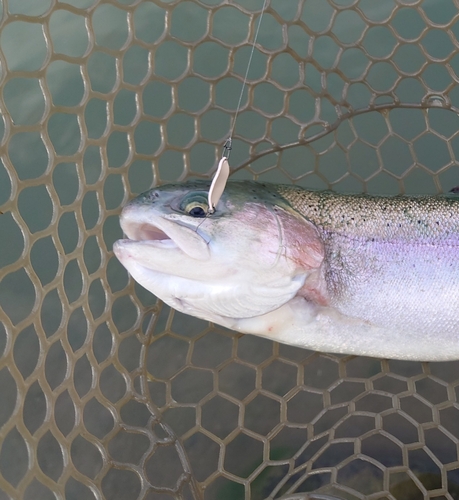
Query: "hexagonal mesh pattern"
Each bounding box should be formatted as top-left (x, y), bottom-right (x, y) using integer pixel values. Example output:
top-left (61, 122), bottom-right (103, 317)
top-left (1, 0), bottom-right (459, 499)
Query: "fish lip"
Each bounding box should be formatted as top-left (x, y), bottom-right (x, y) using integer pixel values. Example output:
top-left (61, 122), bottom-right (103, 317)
top-left (118, 205), bottom-right (210, 261)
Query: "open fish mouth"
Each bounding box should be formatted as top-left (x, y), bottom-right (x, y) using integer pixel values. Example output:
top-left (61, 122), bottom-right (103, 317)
top-left (116, 206), bottom-right (210, 261)
top-left (120, 221), bottom-right (179, 249)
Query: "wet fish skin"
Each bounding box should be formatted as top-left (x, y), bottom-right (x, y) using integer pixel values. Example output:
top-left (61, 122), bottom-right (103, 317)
top-left (277, 185), bottom-right (459, 338)
top-left (114, 181), bottom-right (459, 361)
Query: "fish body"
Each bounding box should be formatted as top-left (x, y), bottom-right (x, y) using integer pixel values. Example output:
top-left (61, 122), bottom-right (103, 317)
top-left (114, 181), bottom-right (459, 361)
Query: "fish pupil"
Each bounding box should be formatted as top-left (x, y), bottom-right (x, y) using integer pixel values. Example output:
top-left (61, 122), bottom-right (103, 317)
top-left (189, 206), bottom-right (206, 217)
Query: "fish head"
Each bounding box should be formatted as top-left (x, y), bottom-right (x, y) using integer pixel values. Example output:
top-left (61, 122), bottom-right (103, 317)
top-left (113, 181), bottom-right (324, 326)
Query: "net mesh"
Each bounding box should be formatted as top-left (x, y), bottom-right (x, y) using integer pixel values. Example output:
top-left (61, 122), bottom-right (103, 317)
top-left (1, 0), bottom-right (459, 498)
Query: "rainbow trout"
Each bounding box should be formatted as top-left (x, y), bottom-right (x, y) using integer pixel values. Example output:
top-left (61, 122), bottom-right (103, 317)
top-left (114, 181), bottom-right (459, 361)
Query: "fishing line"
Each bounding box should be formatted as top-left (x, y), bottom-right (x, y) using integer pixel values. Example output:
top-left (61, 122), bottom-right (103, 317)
top-left (230, 0), bottom-right (269, 142)
top-left (207, 0), bottom-right (269, 214)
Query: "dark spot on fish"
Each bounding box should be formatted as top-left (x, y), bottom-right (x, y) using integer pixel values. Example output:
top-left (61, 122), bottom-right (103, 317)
top-left (450, 186), bottom-right (459, 193)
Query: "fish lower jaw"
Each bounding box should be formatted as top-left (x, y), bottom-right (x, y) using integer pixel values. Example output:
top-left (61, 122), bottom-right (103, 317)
top-left (113, 238), bottom-right (180, 259)
top-left (113, 239), bottom-right (185, 277)
top-left (140, 238), bottom-right (178, 249)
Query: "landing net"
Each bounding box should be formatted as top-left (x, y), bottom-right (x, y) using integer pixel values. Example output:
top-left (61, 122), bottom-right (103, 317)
top-left (0, 1), bottom-right (459, 499)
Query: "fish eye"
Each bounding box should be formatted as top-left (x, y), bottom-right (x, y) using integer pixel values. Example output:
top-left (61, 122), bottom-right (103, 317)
top-left (186, 204), bottom-right (207, 217)
top-left (179, 192), bottom-right (209, 218)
